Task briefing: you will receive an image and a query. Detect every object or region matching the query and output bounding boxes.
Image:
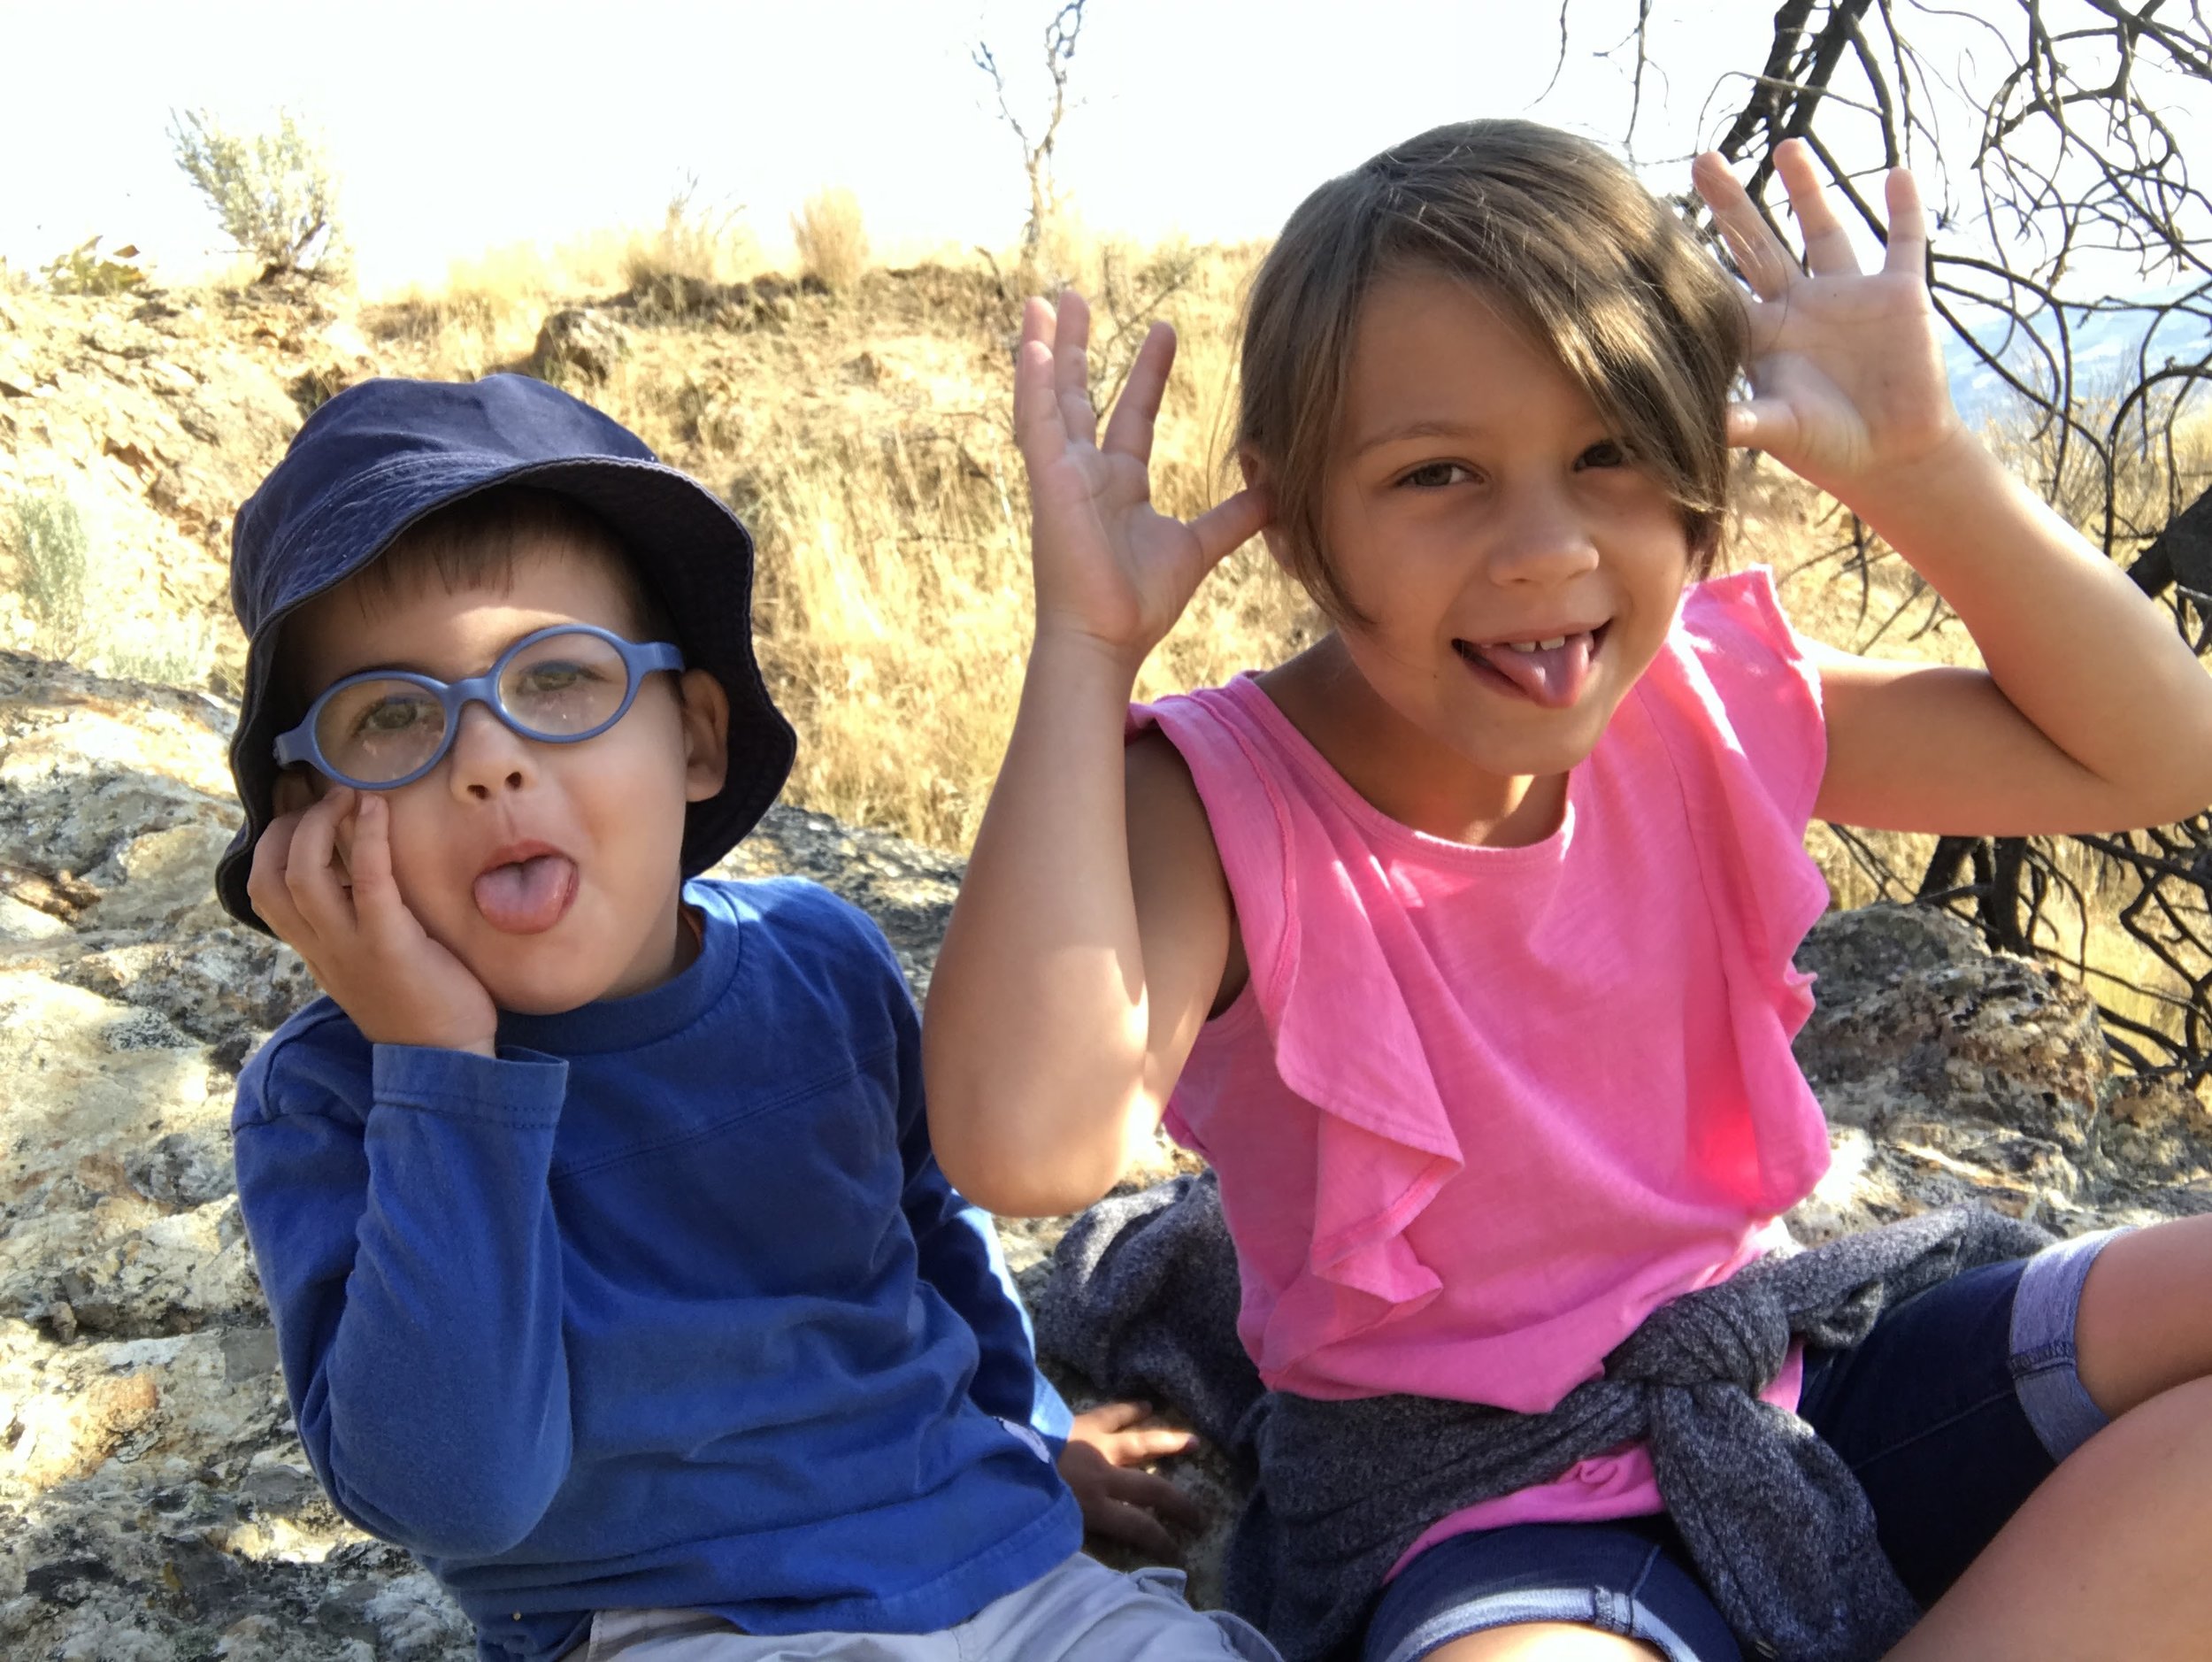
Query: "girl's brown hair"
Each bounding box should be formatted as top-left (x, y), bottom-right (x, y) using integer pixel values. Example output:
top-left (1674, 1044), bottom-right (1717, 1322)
top-left (1237, 119), bottom-right (1747, 623)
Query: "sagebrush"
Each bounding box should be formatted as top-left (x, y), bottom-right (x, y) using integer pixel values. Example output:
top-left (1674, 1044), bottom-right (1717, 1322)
top-left (168, 108), bottom-right (347, 281)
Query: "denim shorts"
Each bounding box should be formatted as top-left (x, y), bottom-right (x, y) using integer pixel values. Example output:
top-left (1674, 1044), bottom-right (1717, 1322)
top-left (1361, 1229), bottom-right (2121, 1662)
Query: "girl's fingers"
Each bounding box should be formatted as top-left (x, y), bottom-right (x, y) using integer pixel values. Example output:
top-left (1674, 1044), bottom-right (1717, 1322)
top-left (1101, 322), bottom-right (1176, 464)
top-left (1726, 396), bottom-right (1801, 456)
top-left (1775, 138), bottom-right (1861, 278)
top-left (1880, 165), bottom-right (1931, 281)
top-left (1692, 152), bottom-right (1794, 303)
top-left (1052, 290), bottom-right (1100, 449)
top-left (1187, 486), bottom-right (1273, 567)
top-left (1012, 336), bottom-right (1069, 473)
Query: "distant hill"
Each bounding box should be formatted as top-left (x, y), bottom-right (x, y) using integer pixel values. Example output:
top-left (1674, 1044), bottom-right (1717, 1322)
top-left (1941, 286), bottom-right (2212, 424)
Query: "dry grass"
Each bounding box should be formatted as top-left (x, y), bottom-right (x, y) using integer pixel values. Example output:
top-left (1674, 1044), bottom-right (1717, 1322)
top-left (792, 189), bottom-right (872, 292)
top-left (621, 184), bottom-right (763, 303)
top-left (24, 211), bottom-right (2204, 1069)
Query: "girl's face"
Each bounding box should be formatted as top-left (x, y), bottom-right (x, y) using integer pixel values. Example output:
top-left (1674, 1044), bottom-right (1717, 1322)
top-left (1314, 267), bottom-right (1696, 804)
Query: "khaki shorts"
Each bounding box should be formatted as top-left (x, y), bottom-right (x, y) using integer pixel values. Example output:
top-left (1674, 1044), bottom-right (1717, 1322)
top-left (574, 1553), bottom-right (1279, 1661)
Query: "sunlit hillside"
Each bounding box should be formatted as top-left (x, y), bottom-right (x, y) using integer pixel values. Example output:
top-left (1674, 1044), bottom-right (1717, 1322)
top-left (4, 207), bottom-right (2208, 1067)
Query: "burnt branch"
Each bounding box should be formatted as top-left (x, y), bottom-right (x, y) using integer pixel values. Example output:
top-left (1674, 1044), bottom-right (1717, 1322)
top-left (1682, 0), bottom-right (2212, 1089)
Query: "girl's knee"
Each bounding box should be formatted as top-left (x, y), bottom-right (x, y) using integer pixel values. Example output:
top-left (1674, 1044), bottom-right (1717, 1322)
top-left (2070, 1214), bottom-right (2212, 1419)
top-left (1421, 1626), bottom-right (1667, 1661)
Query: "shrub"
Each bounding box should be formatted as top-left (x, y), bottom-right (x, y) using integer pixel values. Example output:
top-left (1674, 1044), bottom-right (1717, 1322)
top-left (11, 491), bottom-right (88, 658)
top-left (621, 179), bottom-right (758, 304)
top-left (41, 237), bottom-right (147, 297)
top-left (791, 189), bottom-right (871, 291)
top-left (168, 108), bottom-right (347, 281)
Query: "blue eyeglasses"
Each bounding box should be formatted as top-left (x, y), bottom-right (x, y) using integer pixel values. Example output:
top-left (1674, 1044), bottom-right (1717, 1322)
top-left (273, 624), bottom-right (685, 791)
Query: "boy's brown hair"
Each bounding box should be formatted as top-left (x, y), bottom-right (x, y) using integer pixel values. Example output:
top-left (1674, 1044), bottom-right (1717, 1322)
top-left (1236, 119), bottom-right (1747, 624)
top-left (274, 486), bottom-right (675, 715)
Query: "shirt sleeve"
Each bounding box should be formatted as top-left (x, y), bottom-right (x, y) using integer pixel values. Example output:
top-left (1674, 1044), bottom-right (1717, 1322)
top-left (1676, 566), bottom-right (1828, 831)
top-left (232, 1027), bottom-right (577, 1558)
top-left (887, 967), bottom-right (1073, 1452)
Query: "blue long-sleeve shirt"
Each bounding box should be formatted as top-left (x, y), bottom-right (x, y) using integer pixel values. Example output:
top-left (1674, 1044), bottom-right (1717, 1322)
top-left (232, 878), bottom-right (1081, 1661)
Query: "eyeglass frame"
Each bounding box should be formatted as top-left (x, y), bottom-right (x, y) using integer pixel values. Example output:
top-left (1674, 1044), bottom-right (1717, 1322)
top-left (272, 623), bottom-right (686, 792)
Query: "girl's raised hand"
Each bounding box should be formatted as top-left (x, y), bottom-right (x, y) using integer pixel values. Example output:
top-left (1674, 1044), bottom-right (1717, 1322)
top-left (1014, 291), bottom-right (1270, 671)
top-left (1693, 140), bottom-right (1962, 498)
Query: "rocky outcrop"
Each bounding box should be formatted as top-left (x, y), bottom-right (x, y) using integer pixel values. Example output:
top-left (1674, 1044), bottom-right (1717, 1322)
top-left (528, 309), bottom-right (630, 385)
top-left (2, 647), bottom-right (2208, 1660)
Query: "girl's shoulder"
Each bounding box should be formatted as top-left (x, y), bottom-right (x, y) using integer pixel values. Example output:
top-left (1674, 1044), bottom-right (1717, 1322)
top-left (1674, 566), bottom-right (1814, 668)
top-left (1643, 565), bottom-right (1827, 828)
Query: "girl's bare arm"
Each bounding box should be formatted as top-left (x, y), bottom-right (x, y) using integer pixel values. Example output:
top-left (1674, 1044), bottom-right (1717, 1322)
top-left (1696, 143), bottom-right (2212, 836)
top-left (924, 294), bottom-right (1263, 1217)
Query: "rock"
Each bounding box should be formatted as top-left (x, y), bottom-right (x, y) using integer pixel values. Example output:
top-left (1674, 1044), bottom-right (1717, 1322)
top-left (531, 307), bottom-right (630, 384)
top-left (1786, 904), bottom-right (2212, 1237)
top-left (3, 639), bottom-right (2208, 1655)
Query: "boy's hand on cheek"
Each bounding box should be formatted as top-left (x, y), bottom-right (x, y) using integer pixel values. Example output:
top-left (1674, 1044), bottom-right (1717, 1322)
top-left (1057, 1400), bottom-right (1210, 1562)
top-left (249, 787), bottom-right (500, 1057)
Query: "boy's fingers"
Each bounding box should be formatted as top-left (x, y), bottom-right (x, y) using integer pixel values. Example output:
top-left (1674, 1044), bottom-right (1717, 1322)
top-left (1776, 138), bottom-right (1860, 279)
top-left (1101, 322), bottom-right (1175, 464)
top-left (1079, 1400), bottom-right (1154, 1435)
top-left (344, 794), bottom-right (413, 941)
top-left (1107, 1464), bottom-right (1209, 1530)
top-left (1187, 487), bottom-right (1272, 567)
top-left (1110, 1426), bottom-right (1200, 1459)
top-left (1086, 1495), bottom-right (1184, 1561)
top-left (284, 788), bottom-right (358, 939)
top-left (248, 814), bottom-right (317, 947)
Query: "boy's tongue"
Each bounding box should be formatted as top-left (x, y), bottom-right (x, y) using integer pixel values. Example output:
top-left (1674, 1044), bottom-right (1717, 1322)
top-left (1470, 633), bottom-right (1595, 708)
top-left (473, 854), bottom-right (578, 934)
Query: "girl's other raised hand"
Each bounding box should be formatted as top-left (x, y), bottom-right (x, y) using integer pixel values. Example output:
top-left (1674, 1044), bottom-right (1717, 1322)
top-left (1693, 140), bottom-right (1963, 501)
top-left (1014, 291), bottom-right (1270, 673)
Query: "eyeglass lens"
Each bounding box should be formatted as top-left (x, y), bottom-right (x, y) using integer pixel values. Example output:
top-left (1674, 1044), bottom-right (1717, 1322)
top-left (311, 629), bottom-right (636, 784)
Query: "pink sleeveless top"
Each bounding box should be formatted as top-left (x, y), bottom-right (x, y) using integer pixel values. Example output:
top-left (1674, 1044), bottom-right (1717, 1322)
top-left (1131, 569), bottom-right (1834, 1555)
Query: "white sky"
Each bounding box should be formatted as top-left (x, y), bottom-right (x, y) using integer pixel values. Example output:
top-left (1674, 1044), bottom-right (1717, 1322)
top-left (4, 0), bottom-right (1812, 292)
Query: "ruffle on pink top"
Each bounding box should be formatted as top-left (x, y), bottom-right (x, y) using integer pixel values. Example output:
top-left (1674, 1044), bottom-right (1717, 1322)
top-left (1130, 569), bottom-right (1835, 1545)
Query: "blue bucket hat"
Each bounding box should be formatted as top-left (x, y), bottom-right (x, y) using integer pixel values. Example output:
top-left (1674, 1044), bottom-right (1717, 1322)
top-left (215, 373), bottom-right (795, 933)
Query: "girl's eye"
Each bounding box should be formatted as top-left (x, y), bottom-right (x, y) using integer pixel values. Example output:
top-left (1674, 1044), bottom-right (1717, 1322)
top-left (1400, 461), bottom-right (1474, 489)
top-left (1577, 439), bottom-right (1630, 469)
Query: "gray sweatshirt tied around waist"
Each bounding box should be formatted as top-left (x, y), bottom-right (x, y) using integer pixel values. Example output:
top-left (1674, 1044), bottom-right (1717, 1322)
top-left (1038, 1174), bottom-right (2050, 1662)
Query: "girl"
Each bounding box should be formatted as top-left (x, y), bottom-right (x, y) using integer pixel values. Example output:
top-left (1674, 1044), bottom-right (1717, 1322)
top-left (925, 119), bottom-right (2212, 1662)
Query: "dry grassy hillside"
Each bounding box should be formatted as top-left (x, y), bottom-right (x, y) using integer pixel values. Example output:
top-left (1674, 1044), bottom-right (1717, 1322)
top-left (1, 228), bottom-right (2202, 1054)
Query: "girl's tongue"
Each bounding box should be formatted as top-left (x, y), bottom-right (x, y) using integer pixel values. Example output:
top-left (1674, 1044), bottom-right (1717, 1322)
top-left (1463, 632), bottom-right (1597, 708)
top-left (472, 854), bottom-right (579, 935)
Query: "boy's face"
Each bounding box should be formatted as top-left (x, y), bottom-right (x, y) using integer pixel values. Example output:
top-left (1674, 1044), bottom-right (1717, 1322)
top-left (278, 536), bottom-right (730, 1014)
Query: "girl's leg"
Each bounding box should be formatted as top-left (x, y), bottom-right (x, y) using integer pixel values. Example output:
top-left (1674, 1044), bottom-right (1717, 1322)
top-left (1883, 1373), bottom-right (2212, 1659)
top-left (2072, 1212), bottom-right (2212, 1414)
top-left (1427, 1627), bottom-right (1661, 1659)
top-left (1883, 1214), bottom-right (2212, 1657)
top-left (1362, 1524), bottom-right (1735, 1662)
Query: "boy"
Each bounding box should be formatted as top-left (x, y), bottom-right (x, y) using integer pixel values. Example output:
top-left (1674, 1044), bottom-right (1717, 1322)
top-left (217, 374), bottom-right (1272, 1661)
